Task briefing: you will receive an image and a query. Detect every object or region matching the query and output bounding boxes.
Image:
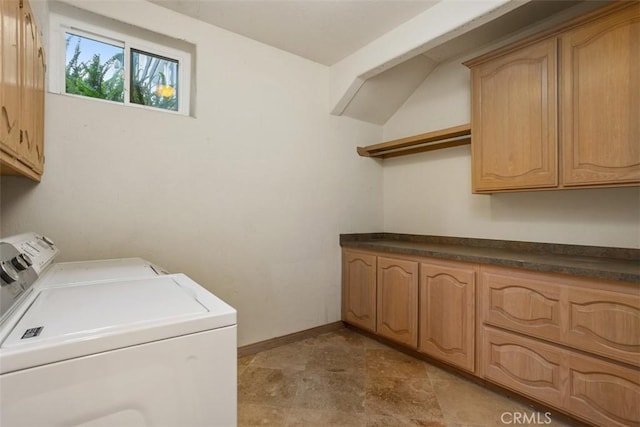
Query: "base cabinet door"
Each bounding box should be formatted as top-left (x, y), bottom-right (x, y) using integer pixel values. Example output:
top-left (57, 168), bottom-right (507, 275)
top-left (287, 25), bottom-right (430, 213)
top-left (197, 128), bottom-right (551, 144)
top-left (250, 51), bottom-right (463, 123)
top-left (342, 250), bottom-right (377, 332)
top-left (419, 259), bottom-right (476, 372)
top-left (376, 257), bottom-right (418, 347)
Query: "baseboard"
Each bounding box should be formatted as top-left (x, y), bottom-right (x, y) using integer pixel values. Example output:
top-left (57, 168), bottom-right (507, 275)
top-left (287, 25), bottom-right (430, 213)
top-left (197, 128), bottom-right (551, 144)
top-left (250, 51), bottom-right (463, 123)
top-left (237, 321), bottom-right (345, 358)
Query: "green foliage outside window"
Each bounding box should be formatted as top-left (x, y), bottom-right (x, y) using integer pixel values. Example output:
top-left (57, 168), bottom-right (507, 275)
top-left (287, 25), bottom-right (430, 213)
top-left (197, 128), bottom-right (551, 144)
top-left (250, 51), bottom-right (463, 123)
top-left (65, 34), bottom-right (179, 112)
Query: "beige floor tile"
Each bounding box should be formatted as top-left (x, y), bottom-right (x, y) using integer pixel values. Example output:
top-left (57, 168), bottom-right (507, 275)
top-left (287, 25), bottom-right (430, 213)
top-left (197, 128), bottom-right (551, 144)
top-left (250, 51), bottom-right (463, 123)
top-left (238, 403), bottom-right (288, 426)
top-left (365, 376), bottom-right (444, 421)
top-left (314, 328), bottom-right (369, 348)
top-left (307, 343), bottom-right (366, 374)
top-left (285, 408), bottom-right (367, 427)
top-left (238, 366), bottom-right (299, 407)
top-left (431, 375), bottom-right (567, 427)
top-left (366, 348), bottom-right (429, 379)
top-left (251, 339), bottom-right (315, 371)
top-left (238, 355), bottom-right (255, 375)
top-left (292, 370), bottom-right (366, 413)
top-left (238, 328), bottom-right (577, 427)
top-left (367, 414), bottom-right (447, 426)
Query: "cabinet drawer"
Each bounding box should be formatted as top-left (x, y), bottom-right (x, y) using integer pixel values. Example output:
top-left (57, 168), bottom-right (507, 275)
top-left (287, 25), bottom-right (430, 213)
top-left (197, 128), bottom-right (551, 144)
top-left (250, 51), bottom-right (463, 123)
top-left (565, 286), bottom-right (640, 368)
top-left (483, 327), bottom-right (565, 407)
top-left (481, 267), bottom-right (562, 342)
top-left (481, 266), bottom-right (640, 366)
top-left (566, 352), bottom-right (640, 427)
top-left (483, 326), bottom-right (640, 427)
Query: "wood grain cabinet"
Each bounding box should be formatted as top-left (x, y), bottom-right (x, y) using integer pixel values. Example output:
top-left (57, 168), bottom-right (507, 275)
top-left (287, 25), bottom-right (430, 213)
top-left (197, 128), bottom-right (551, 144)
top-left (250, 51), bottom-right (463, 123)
top-left (1, 0), bottom-right (45, 182)
top-left (342, 250), bottom-right (475, 366)
top-left (465, 2), bottom-right (639, 193)
top-left (376, 257), bottom-right (418, 347)
top-left (468, 37), bottom-right (558, 192)
top-left (342, 246), bottom-right (639, 424)
top-left (560, 4), bottom-right (640, 187)
top-left (342, 249), bottom-right (377, 332)
top-left (419, 259), bottom-right (476, 372)
top-left (484, 326), bottom-right (640, 427)
top-left (479, 265), bottom-right (640, 426)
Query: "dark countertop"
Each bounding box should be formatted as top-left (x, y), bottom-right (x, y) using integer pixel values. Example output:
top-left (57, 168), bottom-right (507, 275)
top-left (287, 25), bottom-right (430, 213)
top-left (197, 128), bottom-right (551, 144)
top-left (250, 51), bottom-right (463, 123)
top-left (340, 233), bottom-right (640, 284)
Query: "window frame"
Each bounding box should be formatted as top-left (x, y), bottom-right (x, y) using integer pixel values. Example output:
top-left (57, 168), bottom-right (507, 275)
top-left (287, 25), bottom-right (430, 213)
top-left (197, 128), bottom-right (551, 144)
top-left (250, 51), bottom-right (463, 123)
top-left (49, 13), bottom-right (191, 115)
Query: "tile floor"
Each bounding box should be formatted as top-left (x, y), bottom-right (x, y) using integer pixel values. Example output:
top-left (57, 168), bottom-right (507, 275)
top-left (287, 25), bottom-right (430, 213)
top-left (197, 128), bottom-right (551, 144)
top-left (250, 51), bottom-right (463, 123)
top-left (238, 328), bottom-right (573, 426)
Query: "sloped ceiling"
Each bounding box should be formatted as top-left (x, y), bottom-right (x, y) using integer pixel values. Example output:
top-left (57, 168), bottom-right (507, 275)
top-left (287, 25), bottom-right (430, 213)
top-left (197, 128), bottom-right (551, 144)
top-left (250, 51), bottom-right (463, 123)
top-left (147, 0), bottom-right (602, 125)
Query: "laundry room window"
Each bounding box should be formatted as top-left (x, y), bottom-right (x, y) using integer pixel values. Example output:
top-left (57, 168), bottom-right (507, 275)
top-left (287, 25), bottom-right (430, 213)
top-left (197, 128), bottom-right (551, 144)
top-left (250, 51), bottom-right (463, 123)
top-left (50, 10), bottom-right (192, 115)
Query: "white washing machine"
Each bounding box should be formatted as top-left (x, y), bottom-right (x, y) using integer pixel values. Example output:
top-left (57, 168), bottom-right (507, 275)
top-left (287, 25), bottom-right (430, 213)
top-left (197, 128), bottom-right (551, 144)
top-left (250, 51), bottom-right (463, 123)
top-left (0, 233), bottom-right (237, 427)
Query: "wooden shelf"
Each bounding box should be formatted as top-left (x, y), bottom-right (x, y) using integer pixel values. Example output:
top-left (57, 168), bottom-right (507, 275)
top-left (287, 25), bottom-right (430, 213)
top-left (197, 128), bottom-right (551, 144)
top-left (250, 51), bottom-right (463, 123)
top-left (357, 123), bottom-right (471, 159)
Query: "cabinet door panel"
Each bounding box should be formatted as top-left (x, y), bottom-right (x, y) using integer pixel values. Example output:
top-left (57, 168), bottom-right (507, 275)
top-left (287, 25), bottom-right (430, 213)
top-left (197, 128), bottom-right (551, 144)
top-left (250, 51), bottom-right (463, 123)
top-left (419, 260), bottom-right (476, 372)
top-left (1, 0), bottom-right (21, 156)
top-left (561, 3), bottom-right (640, 186)
top-left (19, 3), bottom-right (38, 170)
top-left (342, 250), bottom-right (377, 332)
top-left (33, 43), bottom-right (45, 173)
top-left (471, 37), bottom-right (558, 192)
top-left (377, 257), bottom-right (418, 347)
top-left (567, 352), bottom-right (640, 427)
top-left (483, 327), bottom-right (565, 407)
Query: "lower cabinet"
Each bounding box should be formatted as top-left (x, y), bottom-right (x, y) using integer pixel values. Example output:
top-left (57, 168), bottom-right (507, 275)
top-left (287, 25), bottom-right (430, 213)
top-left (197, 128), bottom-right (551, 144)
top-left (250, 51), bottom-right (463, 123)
top-left (341, 248), bottom-right (639, 426)
top-left (342, 250), bottom-right (476, 368)
top-left (419, 259), bottom-right (476, 372)
top-left (342, 249), bottom-right (377, 332)
top-left (376, 256), bottom-right (418, 347)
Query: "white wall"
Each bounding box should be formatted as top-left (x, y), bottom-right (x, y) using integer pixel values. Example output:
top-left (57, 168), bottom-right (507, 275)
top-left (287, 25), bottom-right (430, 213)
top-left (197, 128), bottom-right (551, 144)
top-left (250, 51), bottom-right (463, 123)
top-left (0, 0), bottom-right (383, 346)
top-left (383, 57), bottom-right (640, 248)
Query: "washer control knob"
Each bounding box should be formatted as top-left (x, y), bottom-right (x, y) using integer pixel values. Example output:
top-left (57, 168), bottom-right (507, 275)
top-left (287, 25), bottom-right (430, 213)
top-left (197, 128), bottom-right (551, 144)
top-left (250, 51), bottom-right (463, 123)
top-left (0, 262), bottom-right (19, 284)
top-left (11, 255), bottom-right (29, 271)
top-left (20, 253), bottom-right (33, 267)
top-left (41, 236), bottom-right (55, 247)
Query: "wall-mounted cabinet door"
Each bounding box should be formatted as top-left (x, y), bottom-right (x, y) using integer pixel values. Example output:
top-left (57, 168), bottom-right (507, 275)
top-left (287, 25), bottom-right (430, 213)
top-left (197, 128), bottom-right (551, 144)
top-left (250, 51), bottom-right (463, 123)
top-left (1, 0), bottom-right (21, 157)
top-left (18, 1), bottom-right (41, 172)
top-left (560, 3), bottom-right (640, 187)
top-left (469, 37), bottom-right (558, 192)
top-left (342, 250), bottom-right (377, 332)
top-left (419, 259), bottom-right (476, 372)
top-left (376, 256), bottom-right (418, 348)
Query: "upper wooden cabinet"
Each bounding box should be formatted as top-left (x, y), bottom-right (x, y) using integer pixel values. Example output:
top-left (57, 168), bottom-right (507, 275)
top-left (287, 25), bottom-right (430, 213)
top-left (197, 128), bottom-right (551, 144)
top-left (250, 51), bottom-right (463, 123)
top-left (0, 0), bottom-right (45, 182)
top-left (469, 37), bottom-right (558, 192)
top-left (465, 2), bottom-right (639, 193)
top-left (342, 249), bottom-right (377, 332)
top-left (560, 4), bottom-right (640, 186)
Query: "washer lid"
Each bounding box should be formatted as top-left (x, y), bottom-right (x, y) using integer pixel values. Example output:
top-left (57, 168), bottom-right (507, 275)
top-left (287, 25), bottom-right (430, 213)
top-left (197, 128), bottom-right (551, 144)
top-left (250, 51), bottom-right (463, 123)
top-left (0, 274), bottom-right (236, 373)
top-left (39, 258), bottom-right (162, 287)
